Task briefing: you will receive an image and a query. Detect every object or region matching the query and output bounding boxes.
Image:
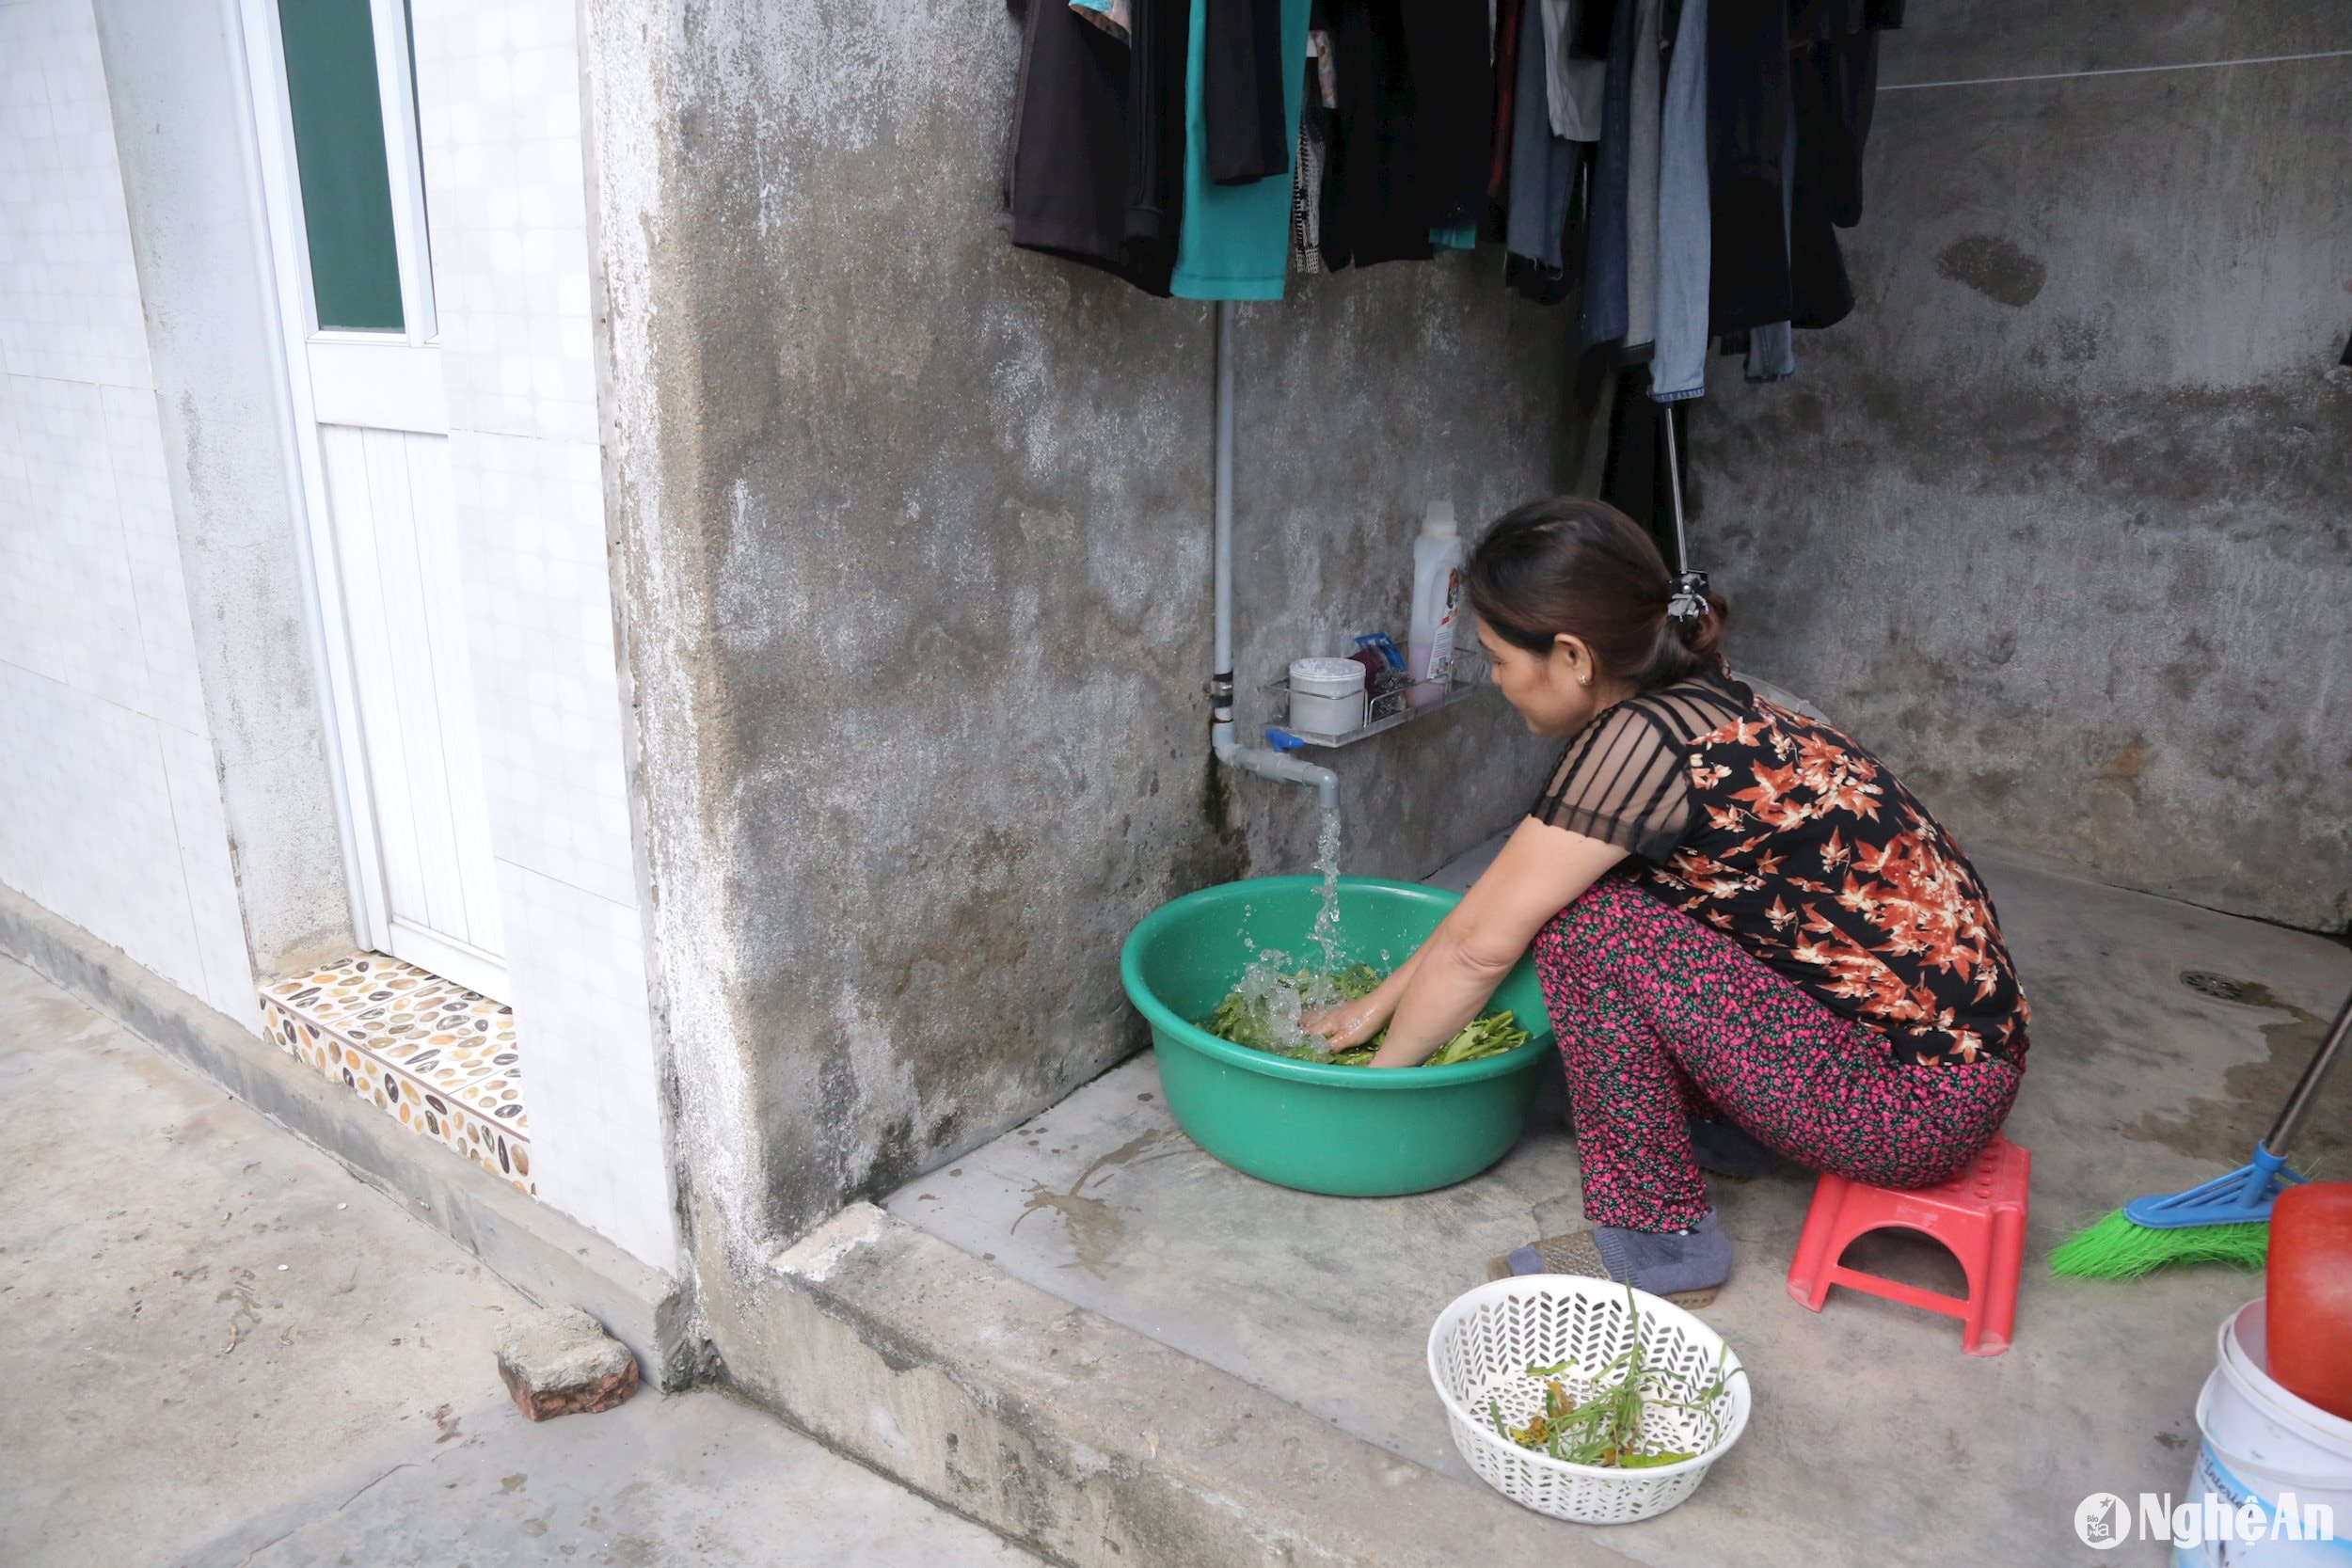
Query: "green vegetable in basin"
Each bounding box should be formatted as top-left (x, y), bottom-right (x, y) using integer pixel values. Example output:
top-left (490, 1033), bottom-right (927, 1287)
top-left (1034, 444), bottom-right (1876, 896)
top-left (1201, 962), bottom-right (1533, 1067)
top-left (1120, 876), bottom-right (1557, 1196)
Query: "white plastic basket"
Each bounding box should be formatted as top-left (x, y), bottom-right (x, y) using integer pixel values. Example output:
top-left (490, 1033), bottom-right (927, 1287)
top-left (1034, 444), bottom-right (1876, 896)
top-left (1426, 1276), bottom-right (1751, 1524)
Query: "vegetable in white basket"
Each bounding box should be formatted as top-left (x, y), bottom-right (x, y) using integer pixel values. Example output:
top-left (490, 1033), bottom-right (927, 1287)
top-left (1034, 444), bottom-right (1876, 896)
top-left (1486, 1289), bottom-right (1743, 1468)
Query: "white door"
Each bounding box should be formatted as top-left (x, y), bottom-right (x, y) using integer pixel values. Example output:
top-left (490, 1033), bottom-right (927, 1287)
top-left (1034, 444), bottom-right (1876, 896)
top-left (241, 0), bottom-right (507, 999)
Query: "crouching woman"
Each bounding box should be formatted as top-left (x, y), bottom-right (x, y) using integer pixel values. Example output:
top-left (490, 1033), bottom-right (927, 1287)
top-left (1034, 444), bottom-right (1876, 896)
top-left (1306, 498), bottom-right (2030, 1305)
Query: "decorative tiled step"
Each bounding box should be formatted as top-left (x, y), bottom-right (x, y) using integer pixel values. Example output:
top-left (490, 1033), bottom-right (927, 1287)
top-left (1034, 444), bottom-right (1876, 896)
top-left (258, 954), bottom-right (532, 1194)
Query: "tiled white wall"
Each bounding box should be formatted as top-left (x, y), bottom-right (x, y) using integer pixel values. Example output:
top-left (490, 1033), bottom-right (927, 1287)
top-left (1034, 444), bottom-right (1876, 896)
top-left (412, 0), bottom-right (678, 1271)
top-left (0, 0), bottom-right (257, 1028)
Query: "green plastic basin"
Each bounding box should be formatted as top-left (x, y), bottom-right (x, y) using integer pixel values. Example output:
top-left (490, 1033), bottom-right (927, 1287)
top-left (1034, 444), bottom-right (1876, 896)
top-left (1119, 876), bottom-right (1557, 1196)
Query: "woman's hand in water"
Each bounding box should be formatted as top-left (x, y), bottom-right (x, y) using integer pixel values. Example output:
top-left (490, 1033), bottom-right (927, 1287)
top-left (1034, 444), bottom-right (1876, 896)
top-left (1300, 989), bottom-right (1398, 1052)
top-left (1302, 949), bottom-right (1419, 1051)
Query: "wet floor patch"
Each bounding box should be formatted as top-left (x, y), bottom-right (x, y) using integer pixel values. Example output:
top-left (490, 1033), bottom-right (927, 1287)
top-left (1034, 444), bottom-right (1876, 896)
top-left (2121, 972), bottom-right (2349, 1171)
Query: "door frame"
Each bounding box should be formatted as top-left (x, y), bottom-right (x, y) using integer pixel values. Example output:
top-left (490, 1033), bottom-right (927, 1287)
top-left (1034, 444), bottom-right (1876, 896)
top-left (232, 0), bottom-right (504, 996)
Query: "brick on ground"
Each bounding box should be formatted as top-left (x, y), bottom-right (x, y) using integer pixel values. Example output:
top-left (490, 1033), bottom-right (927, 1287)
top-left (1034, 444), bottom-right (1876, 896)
top-left (495, 1306), bottom-right (639, 1421)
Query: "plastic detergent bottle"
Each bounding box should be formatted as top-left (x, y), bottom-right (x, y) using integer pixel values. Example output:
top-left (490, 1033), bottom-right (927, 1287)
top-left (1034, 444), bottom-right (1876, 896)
top-left (1406, 499), bottom-right (1464, 708)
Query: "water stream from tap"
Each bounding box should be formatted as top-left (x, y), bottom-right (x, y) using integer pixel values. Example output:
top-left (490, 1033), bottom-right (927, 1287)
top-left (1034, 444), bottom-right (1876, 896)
top-left (1309, 805), bottom-right (1344, 975)
top-left (1223, 807), bottom-right (1349, 1054)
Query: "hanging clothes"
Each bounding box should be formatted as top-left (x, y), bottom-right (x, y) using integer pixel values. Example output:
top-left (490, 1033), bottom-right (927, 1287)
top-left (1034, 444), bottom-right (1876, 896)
top-left (1619, 0), bottom-right (1662, 355)
top-left (1005, 0), bottom-right (1189, 294)
top-left (1317, 0), bottom-right (1429, 269)
top-left (1504, 0), bottom-right (1573, 272)
top-left (1648, 0), bottom-right (1708, 402)
top-left (1740, 102), bottom-right (1799, 383)
top-left (1704, 0), bottom-right (1790, 334)
top-left (1786, 17), bottom-right (1888, 328)
top-left (1005, 0), bottom-right (1153, 290)
top-left (1567, 0), bottom-right (1612, 58)
top-left (1580, 0), bottom-right (1660, 353)
top-left (1202, 0), bottom-right (1290, 183)
top-left (1401, 0), bottom-right (1494, 232)
top-left (1125, 0), bottom-right (1193, 289)
top-left (1536, 0), bottom-right (1605, 142)
top-left (1484, 0), bottom-right (1527, 237)
top-left (1575, 0), bottom-right (1631, 346)
top-left (1317, 0), bottom-right (1489, 271)
top-left (1292, 45), bottom-right (1332, 273)
top-left (1073, 0), bottom-right (1134, 40)
top-left (1169, 0), bottom-right (1311, 299)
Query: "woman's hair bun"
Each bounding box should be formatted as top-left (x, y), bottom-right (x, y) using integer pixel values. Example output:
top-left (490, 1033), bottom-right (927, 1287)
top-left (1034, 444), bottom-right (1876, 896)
top-left (1465, 497), bottom-right (1729, 689)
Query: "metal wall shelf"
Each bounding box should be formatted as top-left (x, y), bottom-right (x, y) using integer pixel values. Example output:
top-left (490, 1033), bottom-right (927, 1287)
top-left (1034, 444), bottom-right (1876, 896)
top-left (1263, 647), bottom-right (1491, 749)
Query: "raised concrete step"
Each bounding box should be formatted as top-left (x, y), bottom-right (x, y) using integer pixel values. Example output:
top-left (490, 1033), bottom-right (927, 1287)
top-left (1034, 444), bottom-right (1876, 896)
top-left (765, 1204), bottom-right (1645, 1568)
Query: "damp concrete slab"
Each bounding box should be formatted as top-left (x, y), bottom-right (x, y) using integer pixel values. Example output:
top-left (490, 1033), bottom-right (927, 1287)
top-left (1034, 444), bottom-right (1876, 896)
top-left (888, 853), bottom-right (2352, 1568)
top-left (0, 954), bottom-right (1043, 1568)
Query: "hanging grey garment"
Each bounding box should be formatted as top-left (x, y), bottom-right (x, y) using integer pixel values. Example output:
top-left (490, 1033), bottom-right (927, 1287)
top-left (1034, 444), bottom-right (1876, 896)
top-left (1650, 0), bottom-right (1708, 402)
top-left (1538, 0), bottom-right (1606, 141)
top-left (1619, 0), bottom-right (1664, 355)
top-left (1504, 0), bottom-right (1574, 268)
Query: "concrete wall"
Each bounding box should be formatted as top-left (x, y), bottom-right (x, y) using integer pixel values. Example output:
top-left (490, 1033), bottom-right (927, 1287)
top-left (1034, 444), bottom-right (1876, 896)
top-left (88, 0), bottom-right (356, 987)
top-left (580, 0), bottom-right (1574, 1268)
top-left (1692, 4), bottom-right (2352, 932)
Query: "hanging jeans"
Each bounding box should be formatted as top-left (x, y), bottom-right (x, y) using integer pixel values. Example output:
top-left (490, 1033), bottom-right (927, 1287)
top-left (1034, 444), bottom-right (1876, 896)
top-left (1619, 0), bottom-right (1663, 353)
top-left (1506, 0), bottom-right (1576, 269)
top-left (1576, 0), bottom-right (1636, 347)
top-left (1648, 0), bottom-right (1709, 403)
top-left (1535, 875), bottom-right (2026, 1232)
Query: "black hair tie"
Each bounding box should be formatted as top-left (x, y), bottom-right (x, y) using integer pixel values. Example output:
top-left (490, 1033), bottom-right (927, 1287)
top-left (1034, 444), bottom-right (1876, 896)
top-left (1666, 570), bottom-right (1711, 625)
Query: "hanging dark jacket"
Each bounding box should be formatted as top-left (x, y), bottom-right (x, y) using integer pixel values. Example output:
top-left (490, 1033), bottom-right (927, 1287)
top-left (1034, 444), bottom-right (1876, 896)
top-left (1202, 0), bottom-right (1290, 183)
top-left (1785, 2), bottom-right (1896, 327)
top-left (1125, 0), bottom-right (1194, 289)
top-left (1005, 0), bottom-right (1139, 283)
top-left (1318, 0), bottom-right (1432, 268)
top-left (1004, 0), bottom-right (1193, 296)
top-left (1399, 0), bottom-right (1492, 230)
top-left (1705, 0), bottom-right (1790, 334)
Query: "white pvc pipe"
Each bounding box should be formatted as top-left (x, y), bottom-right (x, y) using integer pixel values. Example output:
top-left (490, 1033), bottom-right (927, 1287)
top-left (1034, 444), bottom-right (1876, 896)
top-left (1212, 301), bottom-right (1235, 726)
top-left (1207, 302), bottom-right (1337, 811)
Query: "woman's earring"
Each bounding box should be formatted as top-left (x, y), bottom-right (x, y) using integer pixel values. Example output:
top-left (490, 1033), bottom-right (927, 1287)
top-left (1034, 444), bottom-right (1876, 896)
top-left (1579, 675), bottom-right (1591, 688)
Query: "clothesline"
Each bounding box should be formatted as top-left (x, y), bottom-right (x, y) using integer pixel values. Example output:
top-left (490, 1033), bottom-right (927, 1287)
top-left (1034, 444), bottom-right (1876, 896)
top-left (1005, 0), bottom-right (1902, 407)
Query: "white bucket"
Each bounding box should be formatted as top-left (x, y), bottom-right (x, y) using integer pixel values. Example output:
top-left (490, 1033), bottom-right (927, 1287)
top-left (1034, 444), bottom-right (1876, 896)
top-left (2172, 1300), bottom-right (2352, 1566)
top-left (1288, 657), bottom-right (1367, 736)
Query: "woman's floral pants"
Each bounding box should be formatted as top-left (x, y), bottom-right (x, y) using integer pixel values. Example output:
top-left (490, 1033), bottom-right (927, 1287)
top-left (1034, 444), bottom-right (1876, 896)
top-left (1535, 875), bottom-right (2026, 1232)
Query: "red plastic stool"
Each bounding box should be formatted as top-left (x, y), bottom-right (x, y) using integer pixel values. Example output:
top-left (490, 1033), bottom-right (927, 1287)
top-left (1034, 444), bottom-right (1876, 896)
top-left (1786, 1134), bottom-right (2032, 1356)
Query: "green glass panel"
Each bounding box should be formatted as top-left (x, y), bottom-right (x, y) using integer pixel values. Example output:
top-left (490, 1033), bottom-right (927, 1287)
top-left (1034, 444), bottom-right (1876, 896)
top-left (278, 0), bottom-right (404, 331)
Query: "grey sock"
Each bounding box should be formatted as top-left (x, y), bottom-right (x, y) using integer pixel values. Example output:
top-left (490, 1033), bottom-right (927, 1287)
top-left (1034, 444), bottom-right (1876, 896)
top-left (1690, 1117), bottom-right (1778, 1180)
top-left (1593, 1211), bottom-right (1732, 1297)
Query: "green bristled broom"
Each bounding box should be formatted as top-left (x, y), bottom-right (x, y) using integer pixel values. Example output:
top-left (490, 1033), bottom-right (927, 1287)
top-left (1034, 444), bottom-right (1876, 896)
top-left (2050, 986), bottom-right (2346, 1279)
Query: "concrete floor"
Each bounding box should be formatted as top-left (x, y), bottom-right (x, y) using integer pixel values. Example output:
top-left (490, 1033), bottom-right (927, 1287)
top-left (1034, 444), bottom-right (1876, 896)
top-left (890, 852), bottom-right (2352, 1568)
top-left (0, 955), bottom-right (1042, 1568)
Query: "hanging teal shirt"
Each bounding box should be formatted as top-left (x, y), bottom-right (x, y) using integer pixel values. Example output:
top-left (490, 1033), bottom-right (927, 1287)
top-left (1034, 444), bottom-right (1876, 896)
top-left (1169, 0), bottom-right (1312, 302)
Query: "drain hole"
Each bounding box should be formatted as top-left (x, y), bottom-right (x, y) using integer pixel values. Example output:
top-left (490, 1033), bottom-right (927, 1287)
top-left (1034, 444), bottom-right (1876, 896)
top-left (2182, 971), bottom-right (2249, 1002)
top-left (2180, 970), bottom-right (2281, 1008)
